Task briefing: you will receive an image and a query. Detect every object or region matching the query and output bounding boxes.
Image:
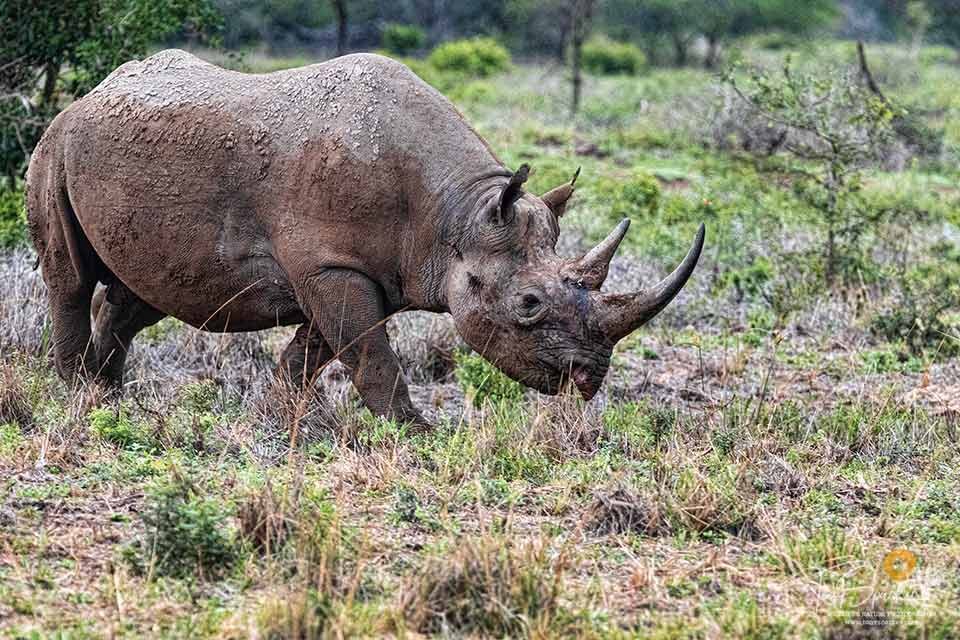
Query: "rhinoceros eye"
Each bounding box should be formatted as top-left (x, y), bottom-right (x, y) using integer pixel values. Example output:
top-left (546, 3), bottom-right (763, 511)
top-left (516, 291), bottom-right (547, 326)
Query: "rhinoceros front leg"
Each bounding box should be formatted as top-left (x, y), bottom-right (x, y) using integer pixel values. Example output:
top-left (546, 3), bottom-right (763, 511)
top-left (299, 268), bottom-right (429, 429)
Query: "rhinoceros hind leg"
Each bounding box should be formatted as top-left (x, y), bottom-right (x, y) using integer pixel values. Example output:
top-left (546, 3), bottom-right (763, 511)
top-left (277, 322), bottom-right (334, 390)
top-left (297, 268), bottom-right (430, 430)
top-left (45, 277), bottom-right (98, 384)
top-left (91, 282), bottom-right (166, 388)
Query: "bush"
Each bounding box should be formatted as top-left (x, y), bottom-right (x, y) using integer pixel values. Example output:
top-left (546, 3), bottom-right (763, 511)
top-left (154, 380), bottom-right (224, 452)
top-left (609, 170), bottom-right (661, 219)
top-left (89, 406), bottom-right (151, 450)
top-left (719, 60), bottom-right (897, 284)
top-left (427, 37), bottom-right (510, 77)
top-left (582, 38), bottom-right (647, 76)
top-left (381, 23), bottom-right (425, 56)
top-left (454, 350), bottom-right (523, 408)
top-left (126, 470), bottom-right (236, 579)
top-left (919, 45), bottom-right (957, 65)
top-left (0, 185), bottom-right (26, 248)
top-left (869, 258), bottom-right (960, 357)
top-left (751, 32), bottom-right (803, 51)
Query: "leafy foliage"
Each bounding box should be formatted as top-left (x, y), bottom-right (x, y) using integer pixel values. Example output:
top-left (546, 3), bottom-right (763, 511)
top-left (126, 469), bottom-right (236, 579)
top-left (0, 185), bottom-right (26, 248)
top-left (870, 258), bottom-right (960, 357)
top-left (582, 37), bottom-right (647, 75)
top-left (0, 0), bottom-right (222, 182)
top-left (601, 0), bottom-right (838, 66)
top-left (381, 23), bottom-right (426, 55)
top-left (608, 170), bottom-right (661, 218)
top-left (427, 37), bottom-right (510, 77)
top-left (89, 406), bottom-right (152, 451)
top-left (454, 350), bottom-right (524, 408)
top-left (721, 57), bottom-right (896, 283)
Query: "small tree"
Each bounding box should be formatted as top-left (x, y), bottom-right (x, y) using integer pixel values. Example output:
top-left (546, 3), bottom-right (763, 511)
top-left (904, 0), bottom-right (932, 57)
top-left (721, 56), bottom-right (897, 284)
top-left (605, 0), bottom-right (837, 68)
top-left (568, 0), bottom-right (596, 116)
top-left (923, 0), bottom-right (960, 51)
top-left (0, 0), bottom-right (222, 186)
top-left (330, 0), bottom-right (349, 56)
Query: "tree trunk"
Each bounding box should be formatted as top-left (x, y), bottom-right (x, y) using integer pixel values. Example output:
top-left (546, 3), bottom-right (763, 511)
top-left (569, 0), bottom-right (594, 117)
top-left (824, 165), bottom-right (841, 286)
top-left (571, 33), bottom-right (583, 117)
top-left (671, 33), bottom-right (688, 67)
top-left (705, 35), bottom-right (720, 69)
top-left (41, 61), bottom-right (60, 108)
top-left (331, 0), bottom-right (348, 56)
top-left (557, 20), bottom-right (570, 64)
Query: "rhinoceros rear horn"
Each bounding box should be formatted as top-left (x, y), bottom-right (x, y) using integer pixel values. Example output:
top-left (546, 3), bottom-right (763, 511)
top-left (595, 223), bottom-right (705, 343)
top-left (542, 167), bottom-right (580, 218)
top-left (495, 164), bottom-right (530, 225)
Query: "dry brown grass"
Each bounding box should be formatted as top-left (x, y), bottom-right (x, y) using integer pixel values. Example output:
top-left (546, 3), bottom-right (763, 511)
top-left (400, 531), bottom-right (571, 637)
top-left (0, 362), bottom-right (32, 430)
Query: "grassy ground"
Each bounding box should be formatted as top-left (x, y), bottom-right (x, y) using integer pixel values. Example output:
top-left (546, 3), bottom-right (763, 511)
top-left (2, 40), bottom-right (960, 638)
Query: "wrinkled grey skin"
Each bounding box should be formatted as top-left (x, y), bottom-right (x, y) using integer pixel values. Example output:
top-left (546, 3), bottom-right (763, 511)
top-left (26, 50), bottom-right (704, 427)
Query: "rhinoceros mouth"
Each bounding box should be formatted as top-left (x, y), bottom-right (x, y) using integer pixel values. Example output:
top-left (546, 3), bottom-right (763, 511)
top-left (542, 355), bottom-right (608, 401)
top-left (571, 366), bottom-right (600, 400)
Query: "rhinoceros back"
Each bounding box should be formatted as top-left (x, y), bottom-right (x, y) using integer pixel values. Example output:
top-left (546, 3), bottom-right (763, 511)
top-left (44, 50), bottom-right (498, 329)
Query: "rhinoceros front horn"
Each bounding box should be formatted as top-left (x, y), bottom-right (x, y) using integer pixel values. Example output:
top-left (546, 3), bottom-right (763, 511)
top-left (595, 223), bottom-right (705, 343)
top-left (567, 218), bottom-right (631, 290)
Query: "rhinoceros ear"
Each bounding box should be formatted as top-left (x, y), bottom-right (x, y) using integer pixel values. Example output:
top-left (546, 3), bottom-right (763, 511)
top-left (493, 164), bottom-right (530, 225)
top-left (542, 167), bottom-right (580, 219)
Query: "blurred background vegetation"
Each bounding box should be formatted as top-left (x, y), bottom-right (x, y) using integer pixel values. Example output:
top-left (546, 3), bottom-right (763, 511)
top-left (4, 0), bottom-right (960, 187)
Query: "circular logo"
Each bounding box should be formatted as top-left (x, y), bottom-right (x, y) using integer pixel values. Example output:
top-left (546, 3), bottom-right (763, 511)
top-left (882, 549), bottom-right (917, 582)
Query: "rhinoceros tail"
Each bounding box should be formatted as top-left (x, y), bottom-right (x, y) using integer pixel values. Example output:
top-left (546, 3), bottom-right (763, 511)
top-left (26, 113), bottom-right (101, 286)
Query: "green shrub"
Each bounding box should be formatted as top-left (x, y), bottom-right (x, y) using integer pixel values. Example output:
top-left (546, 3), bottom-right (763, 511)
top-left (381, 23), bottom-right (425, 55)
top-left (609, 170), bottom-right (661, 218)
top-left (126, 470), bottom-right (236, 579)
top-left (869, 259), bottom-right (960, 357)
top-left (0, 422), bottom-right (22, 457)
top-left (0, 185), bottom-right (26, 248)
top-left (454, 350), bottom-right (523, 408)
top-left (156, 380), bottom-right (225, 452)
top-left (601, 401), bottom-right (674, 455)
top-left (427, 37), bottom-right (510, 77)
top-left (89, 406), bottom-right (151, 450)
top-left (751, 32), bottom-right (803, 51)
top-left (860, 346), bottom-right (924, 374)
top-left (582, 38), bottom-right (646, 76)
top-left (919, 45), bottom-right (957, 66)
top-left (719, 256), bottom-right (774, 302)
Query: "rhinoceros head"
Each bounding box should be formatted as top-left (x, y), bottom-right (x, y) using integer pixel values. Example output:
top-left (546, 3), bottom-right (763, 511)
top-left (445, 164), bottom-right (705, 400)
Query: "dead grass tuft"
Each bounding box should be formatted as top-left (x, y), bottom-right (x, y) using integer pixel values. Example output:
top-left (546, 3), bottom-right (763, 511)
top-left (0, 363), bottom-right (32, 430)
top-left (249, 491), bottom-right (370, 639)
top-left (255, 378), bottom-right (347, 452)
top-left (237, 478), bottom-right (295, 556)
top-left (401, 533), bottom-right (570, 637)
top-left (528, 391), bottom-right (604, 459)
top-left (587, 486), bottom-right (670, 536)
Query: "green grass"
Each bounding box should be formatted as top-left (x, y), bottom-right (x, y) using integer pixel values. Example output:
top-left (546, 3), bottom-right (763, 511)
top-left (3, 35), bottom-right (960, 637)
